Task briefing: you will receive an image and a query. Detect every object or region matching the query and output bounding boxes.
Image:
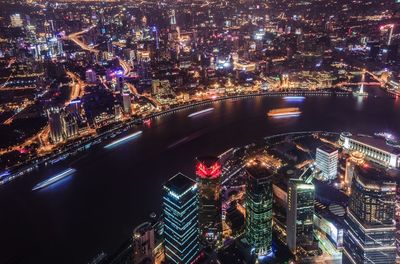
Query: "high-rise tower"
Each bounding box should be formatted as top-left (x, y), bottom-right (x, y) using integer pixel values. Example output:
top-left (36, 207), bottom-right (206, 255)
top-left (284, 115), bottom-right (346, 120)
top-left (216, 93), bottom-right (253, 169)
top-left (196, 156), bottom-right (222, 246)
top-left (163, 173), bottom-right (200, 264)
top-left (343, 165), bottom-right (397, 263)
top-left (244, 159), bottom-right (274, 256)
top-left (286, 178), bottom-right (315, 254)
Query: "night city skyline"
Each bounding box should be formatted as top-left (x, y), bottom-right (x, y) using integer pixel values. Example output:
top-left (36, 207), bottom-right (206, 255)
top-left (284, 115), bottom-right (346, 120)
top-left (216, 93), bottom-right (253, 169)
top-left (0, 0), bottom-right (400, 263)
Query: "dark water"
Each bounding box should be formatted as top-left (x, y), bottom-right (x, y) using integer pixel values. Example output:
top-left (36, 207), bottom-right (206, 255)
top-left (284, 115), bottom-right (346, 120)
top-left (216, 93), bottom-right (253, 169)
top-left (1, 88), bottom-right (400, 264)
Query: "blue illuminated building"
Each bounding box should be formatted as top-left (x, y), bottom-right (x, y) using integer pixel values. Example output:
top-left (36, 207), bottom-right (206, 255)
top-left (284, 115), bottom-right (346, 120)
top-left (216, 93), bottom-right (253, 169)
top-left (163, 173), bottom-right (200, 264)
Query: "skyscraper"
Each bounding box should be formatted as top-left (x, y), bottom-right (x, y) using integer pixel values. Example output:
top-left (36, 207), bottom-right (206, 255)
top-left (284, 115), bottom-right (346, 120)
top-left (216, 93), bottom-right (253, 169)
top-left (196, 156), bottom-right (222, 246)
top-left (170, 10), bottom-right (177, 30)
top-left (315, 145), bottom-right (338, 180)
top-left (286, 178), bottom-right (315, 254)
top-left (343, 165), bottom-right (397, 264)
top-left (163, 173), bottom-right (200, 264)
top-left (62, 112), bottom-right (79, 139)
top-left (244, 159), bottom-right (274, 256)
top-left (122, 91), bottom-right (132, 115)
top-left (47, 107), bottom-right (64, 143)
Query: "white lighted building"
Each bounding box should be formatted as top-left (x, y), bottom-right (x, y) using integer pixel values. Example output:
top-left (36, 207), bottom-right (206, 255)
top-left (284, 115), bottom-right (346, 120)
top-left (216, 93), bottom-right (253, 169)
top-left (316, 145), bottom-right (338, 180)
top-left (339, 132), bottom-right (400, 168)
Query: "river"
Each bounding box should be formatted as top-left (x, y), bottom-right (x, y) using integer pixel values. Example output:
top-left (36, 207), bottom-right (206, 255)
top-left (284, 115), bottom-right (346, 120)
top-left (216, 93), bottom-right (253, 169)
top-left (1, 87), bottom-right (400, 263)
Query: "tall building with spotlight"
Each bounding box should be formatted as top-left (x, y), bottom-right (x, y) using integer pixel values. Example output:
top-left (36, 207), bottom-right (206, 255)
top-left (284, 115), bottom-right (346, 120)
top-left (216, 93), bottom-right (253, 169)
top-left (244, 159), bottom-right (274, 256)
top-left (343, 165), bottom-right (397, 264)
top-left (163, 173), bottom-right (200, 264)
top-left (286, 178), bottom-right (315, 254)
top-left (315, 145), bottom-right (338, 180)
top-left (196, 156), bottom-right (222, 246)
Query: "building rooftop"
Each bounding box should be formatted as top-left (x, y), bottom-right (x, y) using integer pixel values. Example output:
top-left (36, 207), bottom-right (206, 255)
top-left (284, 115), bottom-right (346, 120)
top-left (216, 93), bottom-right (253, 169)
top-left (196, 156), bottom-right (220, 168)
top-left (317, 145), bottom-right (337, 154)
top-left (196, 156), bottom-right (221, 179)
top-left (350, 134), bottom-right (400, 155)
top-left (245, 159), bottom-right (275, 181)
top-left (164, 173), bottom-right (195, 195)
top-left (355, 165), bottom-right (397, 187)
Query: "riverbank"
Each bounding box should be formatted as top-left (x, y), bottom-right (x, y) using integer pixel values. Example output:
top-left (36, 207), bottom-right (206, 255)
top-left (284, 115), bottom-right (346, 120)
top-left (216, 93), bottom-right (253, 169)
top-left (0, 89), bottom-right (351, 186)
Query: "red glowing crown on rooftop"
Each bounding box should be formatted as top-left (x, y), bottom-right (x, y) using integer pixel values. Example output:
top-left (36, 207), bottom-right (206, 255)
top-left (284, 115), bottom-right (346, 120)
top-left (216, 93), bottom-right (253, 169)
top-left (196, 156), bottom-right (221, 179)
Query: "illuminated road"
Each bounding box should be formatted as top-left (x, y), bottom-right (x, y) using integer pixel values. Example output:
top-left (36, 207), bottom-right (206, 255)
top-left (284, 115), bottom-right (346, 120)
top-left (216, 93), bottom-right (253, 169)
top-left (0, 58), bottom-right (16, 90)
top-left (125, 82), bottom-right (138, 95)
top-left (67, 25), bottom-right (99, 54)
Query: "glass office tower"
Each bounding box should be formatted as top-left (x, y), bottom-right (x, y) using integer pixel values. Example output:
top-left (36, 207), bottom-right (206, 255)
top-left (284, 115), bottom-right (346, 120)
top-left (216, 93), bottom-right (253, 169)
top-left (343, 166), bottom-right (397, 264)
top-left (286, 178), bottom-right (315, 254)
top-left (244, 159), bottom-right (274, 256)
top-left (163, 173), bottom-right (200, 264)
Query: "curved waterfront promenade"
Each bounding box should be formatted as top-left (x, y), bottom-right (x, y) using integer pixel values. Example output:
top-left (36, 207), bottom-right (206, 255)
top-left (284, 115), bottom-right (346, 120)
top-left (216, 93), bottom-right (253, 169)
top-left (0, 89), bottom-right (350, 186)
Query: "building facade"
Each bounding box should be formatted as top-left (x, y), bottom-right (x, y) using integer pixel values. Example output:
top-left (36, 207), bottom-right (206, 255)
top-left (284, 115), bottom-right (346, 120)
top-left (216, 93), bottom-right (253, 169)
top-left (315, 145), bottom-right (338, 180)
top-left (286, 178), bottom-right (315, 254)
top-left (343, 166), bottom-right (397, 264)
top-left (163, 173), bottom-right (200, 264)
top-left (196, 156), bottom-right (222, 246)
top-left (340, 132), bottom-right (400, 168)
top-left (244, 159), bottom-right (273, 256)
top-left (132, 222), bottom-right (155, 264)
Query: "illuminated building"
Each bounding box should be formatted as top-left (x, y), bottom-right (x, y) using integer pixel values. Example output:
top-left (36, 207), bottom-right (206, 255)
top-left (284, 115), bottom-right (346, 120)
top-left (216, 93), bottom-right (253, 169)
top-left (85, 69), bottom-right (97, 84)
top-left (314, 204), bottom-right (345, 251)
top-left (396, 184), bottom-right (400, 259)
top-left (286, 178), bottom-right (315, 254)
top-left (44, 20), bottom-right (55, 39)
top-left (281, 73), bottom-right (289, 88)
top-left (47, 107), bottom-right (64, 143)
top-left (340, 132), bottom-right (400, 168)
top-left (61, 112), bottom-right (79, 139)
top-left (10, 14), bottom-right (23, 28)
top-left (343, 166), bottom-right (397, 264)
top-left (344, 151), bottom-right (364, 191)
top-left (233, 60), bottom-right (256, 72)
top-left (132, 222), bottom-right (155, 264)
top-left (163, 173), bottom-right (200, 264)
top-left (380, 24), bottom-right (395, 46)
top-left (151, 79), bottom-right (160, 95)
top-left (122, 92), bottom-right (131, 114)
top-left (196, 156), bottom-right (222, 246)
top-left (244, 159), bottom-right (273, 256)
top-left (115, 71), bottom-right (124, 91)
top-left (315, 145), bottom-right (338, 180)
